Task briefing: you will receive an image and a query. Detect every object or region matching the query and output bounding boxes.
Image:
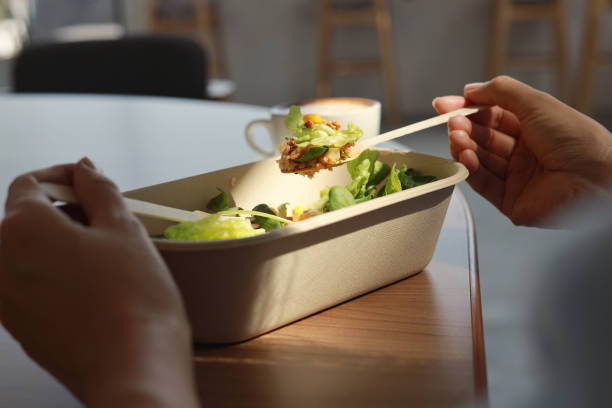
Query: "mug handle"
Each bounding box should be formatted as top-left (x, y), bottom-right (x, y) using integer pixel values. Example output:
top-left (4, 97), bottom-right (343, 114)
top-left (245, 119), bottom-right (276, 156)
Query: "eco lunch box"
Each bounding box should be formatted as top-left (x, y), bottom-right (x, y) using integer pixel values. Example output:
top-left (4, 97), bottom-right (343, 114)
top-left (124, 149), bottom-right (468, 343)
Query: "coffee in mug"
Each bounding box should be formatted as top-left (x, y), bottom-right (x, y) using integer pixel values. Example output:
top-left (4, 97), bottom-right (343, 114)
top-left (245, 97), bottom-right (381, 156)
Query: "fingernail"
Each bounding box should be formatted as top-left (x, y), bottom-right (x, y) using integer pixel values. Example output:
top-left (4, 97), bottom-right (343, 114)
top-left (432, 97), bottom-right (439, 109)
top-left (79, 157), bottom-right (97, 170)
top-left (464, 82), bottom-right (484, 92)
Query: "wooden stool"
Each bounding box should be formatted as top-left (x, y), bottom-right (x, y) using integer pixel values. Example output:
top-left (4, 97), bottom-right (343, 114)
top-left (490, 0), bottom-right (568, 101)
top-left (317, 0), bottom-right (401, 123)
top-left (577, 0), bottom-right (612, 114)
top-left (147, 0), bottom-right (227, 80)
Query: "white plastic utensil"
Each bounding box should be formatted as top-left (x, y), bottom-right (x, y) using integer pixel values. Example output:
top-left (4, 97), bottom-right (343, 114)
top-left (287, 105), bottom-right (487, 175)
top-left (357, 105), bottom-right (487, 151)
top-left (40, 182), bottom-right (205, 223)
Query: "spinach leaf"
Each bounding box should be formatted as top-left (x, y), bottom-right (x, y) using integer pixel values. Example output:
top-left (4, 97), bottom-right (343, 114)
top-left (252, 204), bottom-right (282, 231)
top-left (325, 186), bottom-right (356, 212)
top-left (413, 175), bottom-right (438, 185)
top-left (206, 188), bottom-right (230, 213)
top-left (296, 146), bottom-right (329, 163)
top-left (398, 167), bottom-right (437, 189)
top-left (397, 169), bottom-right (415, 190)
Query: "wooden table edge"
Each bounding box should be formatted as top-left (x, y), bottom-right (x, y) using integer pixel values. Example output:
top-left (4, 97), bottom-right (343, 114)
top-left (455, 188), bottom-right (489, 404)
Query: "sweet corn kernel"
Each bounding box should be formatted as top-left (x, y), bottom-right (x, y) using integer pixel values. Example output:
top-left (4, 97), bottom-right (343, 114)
top-left (292, 206), bottom-right (305, 220)
top-left (303, 114), bottom-right (322, 124)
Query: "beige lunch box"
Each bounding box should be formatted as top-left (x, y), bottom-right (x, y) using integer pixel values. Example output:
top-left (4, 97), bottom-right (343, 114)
top-left (124, 149), bottom-right (468, 343)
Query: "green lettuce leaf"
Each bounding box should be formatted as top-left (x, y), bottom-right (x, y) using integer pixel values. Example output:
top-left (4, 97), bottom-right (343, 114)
top-left (294, 123), bottom-right (362, 148)
top-left (355, 195), bottom-right (373, 204)
top-left (164, 215), bottom-right (264, 241)
top-left (347, 149), bottom-right (379, 198)
top-left (339, 122), bottom-right (364, 139)
top-left (277, 202), bottom-right (290, 219)
top-left (379, 166), bottom-right (438, 196)
top-left (285, 105), bottom-right (304, 133)
top-left (365, 160), bottom-right (390, 195)
top-left (284, 105), bottom-right (363, 148)
top-left (325, 186), bottom-right (356, 212)
top-left (383, 163), bottom-right (402, 196)
top-left (309, 187), bottom-right (331, 212)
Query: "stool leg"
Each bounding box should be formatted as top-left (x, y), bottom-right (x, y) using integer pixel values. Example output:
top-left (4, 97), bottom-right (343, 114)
top-left (577, 0), bottom-right (605, 114)
top-left (553, 0), bottom-right (568, 102)
top-left (195, 0), bottom-right (219, 78)
top-left (374, 0), bottom-right (401, 123)
top-left (196, 0), bottom-right (230, 79)
top-left (489, 0), bottom-right (511, 79)
top-left (317, 0), bottom-right (333, 97)
top-left (146, 0), bottom-right (158, 30)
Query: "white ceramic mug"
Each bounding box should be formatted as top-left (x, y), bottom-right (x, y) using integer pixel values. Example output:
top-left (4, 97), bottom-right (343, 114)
top-left (245, 97), bottom-right (381, 156)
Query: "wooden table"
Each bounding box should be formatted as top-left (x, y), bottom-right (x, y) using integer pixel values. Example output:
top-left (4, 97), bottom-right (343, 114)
top-left (194, 191), bottom-right (486, 408)
top-left (0, 94), bottom-right (486, 407)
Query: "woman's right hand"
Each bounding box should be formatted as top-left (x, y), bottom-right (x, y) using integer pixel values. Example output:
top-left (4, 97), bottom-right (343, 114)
top-left (433, 76), bottom-right (612, 226)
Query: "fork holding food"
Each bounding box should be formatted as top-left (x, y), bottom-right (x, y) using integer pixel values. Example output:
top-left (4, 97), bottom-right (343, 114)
top-left (277, 105), bottom-right (363, 177)
top-left (278, 103), bottom-right (485, 178)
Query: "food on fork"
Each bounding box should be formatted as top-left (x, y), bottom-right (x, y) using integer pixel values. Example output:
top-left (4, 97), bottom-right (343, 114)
top-left (278, 106), bottom-right (363, 177)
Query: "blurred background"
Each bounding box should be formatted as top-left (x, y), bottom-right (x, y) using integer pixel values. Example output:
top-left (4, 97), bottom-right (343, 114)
top-left (1, 1), bottom-right (610, 406)
top-left (1, 0), bottom-right (611, 118)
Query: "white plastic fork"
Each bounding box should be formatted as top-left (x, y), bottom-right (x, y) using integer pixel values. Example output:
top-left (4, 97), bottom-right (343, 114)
top-left (40, 182), bottom-right (206, 223)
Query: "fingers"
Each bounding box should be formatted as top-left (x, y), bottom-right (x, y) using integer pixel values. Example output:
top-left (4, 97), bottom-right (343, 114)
top-left (30, 164), bottom-right (75, 186)
top-left (1, 175), bottom-right (75, 265)
top-left (450, 130), bottom-right (509, 179)
top-left (58, 203), bottom-right (89, 225)
top-left (434, 94), bottom-right (522, 138)
top-left (436, 92), bottom-right (519, 182)
top-left (72, 158), bottom-right (135, 230)
top-left (465, 105), bottom-right (522, 138)
top-left (457, 149), bottom-right (505, 211)
top-left (432, 96), bottom-right (468, 114)
top-left (448, 115), bottom-right (517, 159)
top-left (4, 174), bottom-right (52, 216)
top-left (463, 76), bottom-right (550, 121)
top-left (4, 164), bottom-right (75, 215)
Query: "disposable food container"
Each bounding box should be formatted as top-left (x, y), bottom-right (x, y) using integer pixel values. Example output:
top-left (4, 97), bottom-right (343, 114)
top-left (124, 149), bottom-right (468, 343)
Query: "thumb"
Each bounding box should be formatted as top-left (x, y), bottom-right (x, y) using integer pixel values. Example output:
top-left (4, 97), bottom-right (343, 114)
top-left (464, 76), bottom-right (552, 120)
top-left (72, 157), bottom-right (130, 228)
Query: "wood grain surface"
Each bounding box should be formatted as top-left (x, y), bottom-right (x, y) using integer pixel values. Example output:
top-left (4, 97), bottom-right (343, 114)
top-left (194, 259), bottom-right (486, 407)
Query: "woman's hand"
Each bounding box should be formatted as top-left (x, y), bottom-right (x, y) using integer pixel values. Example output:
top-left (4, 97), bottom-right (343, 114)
top-left (0, 158), bottom-right (199, 407)
top-left (434, 76), bottom-right (612, 226)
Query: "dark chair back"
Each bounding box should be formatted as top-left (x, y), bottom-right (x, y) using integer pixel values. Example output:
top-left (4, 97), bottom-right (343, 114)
top-left (13, 36), bottom-right (207, 99)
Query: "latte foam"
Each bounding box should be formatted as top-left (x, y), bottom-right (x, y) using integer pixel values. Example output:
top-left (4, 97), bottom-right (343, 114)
top-left (301, 99), bottom-right (371, 115)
